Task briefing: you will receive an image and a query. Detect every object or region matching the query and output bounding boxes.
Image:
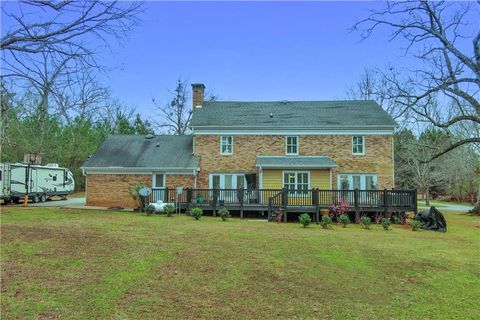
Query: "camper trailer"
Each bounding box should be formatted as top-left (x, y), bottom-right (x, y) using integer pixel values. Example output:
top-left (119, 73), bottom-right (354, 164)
top-left (0, 163), bottom-right (75, 204)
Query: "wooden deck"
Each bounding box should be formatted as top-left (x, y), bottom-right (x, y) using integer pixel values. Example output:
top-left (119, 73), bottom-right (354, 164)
top-left (148, 188), bottom-right (417, 222)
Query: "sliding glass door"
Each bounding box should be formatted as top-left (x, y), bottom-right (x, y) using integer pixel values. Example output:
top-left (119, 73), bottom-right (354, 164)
top-left (209, 174), bottom-right (247, 203)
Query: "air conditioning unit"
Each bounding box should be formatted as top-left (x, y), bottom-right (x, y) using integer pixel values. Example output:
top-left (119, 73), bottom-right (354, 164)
top-left (46, 163), bottom-right (59, 168)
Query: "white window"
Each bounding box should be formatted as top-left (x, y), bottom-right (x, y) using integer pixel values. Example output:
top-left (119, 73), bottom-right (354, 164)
top-left (153, 173), bottom-right (165, 188)
top-left (220, 136), bottom-right (233, 155)
top-left (286, 136), bottom-right (298, 155)
top-left (352, 136), bottom-right (365, 155)
top-left (283, 171), bottom-right (309, 194)
top-left (337, 174), bottom-right (377, 190)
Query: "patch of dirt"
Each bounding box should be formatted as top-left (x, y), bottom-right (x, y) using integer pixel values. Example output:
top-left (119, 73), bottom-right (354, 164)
top-left (2, 225), bottom-right (126, 257)
top-left (1, 224), bottom-right (130, 303)
top-left (37, 311), bottom-right (60, 320)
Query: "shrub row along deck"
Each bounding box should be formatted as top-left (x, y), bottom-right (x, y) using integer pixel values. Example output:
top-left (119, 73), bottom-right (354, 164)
top-left (148, 188), bottom-right (417, 222)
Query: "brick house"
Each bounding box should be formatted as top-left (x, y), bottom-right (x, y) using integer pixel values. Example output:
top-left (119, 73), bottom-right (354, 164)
top-left (82, 83), bottom-right (397, 209)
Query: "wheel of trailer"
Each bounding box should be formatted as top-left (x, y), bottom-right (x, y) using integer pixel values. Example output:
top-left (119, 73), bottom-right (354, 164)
top-left (32, 194), bottom-right (40, 203)
top-left (40, 194), bottom-right (47, 202)
top-left (12, 197), bottom-right (20, 204)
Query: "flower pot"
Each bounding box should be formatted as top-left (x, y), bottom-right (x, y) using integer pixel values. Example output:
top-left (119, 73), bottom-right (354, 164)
top-left (321, 209), bottom-right (329, 216)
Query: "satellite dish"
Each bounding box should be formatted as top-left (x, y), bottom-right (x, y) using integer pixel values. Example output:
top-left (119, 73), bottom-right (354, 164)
top-left (138, 187), bottom-right (151, 197)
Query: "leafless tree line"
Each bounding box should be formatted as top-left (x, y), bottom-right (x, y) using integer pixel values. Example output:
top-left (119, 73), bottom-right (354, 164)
top-left (351, 0), bottom-right (479, 160)
top-left (1, 0), bottom-right (144, 154)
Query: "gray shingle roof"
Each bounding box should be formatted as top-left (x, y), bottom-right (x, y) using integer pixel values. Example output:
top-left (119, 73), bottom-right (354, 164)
top-left (256, 156), bottom-right (337, 168)
top-left (190, 100), bottom-right (396, 128)
top-left (82, 135), bottom-right (199, 170)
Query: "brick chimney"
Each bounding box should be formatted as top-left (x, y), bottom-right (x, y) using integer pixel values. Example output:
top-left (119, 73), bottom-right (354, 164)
top-left (191, 83), bottom-right (205, 109)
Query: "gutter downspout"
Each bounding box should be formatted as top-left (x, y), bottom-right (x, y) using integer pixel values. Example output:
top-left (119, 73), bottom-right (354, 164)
top-left (193, 169), bottom-right (197, 188)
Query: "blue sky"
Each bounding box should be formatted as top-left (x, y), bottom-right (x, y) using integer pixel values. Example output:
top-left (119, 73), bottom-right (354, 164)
top-left (2, 1), bottom-right (421, 115)
top-left (97, 1), bottom-right (409, 114)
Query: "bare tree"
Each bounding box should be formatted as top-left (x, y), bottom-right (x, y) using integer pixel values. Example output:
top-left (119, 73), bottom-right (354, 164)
top-left (1, 0), bottom-right (143, 110)
top-left (353, 1), bottom-right (480, 160)
top-left (153, 79), bottom-right (217, 135)
top-left (399, 129), bottom-right (450, 205)
top-left (346, 68), bottom-right (412, 127)
top-left (1, 0), bottom-right (143, 154)
top-left (153, 80), bottom-right (190, 135)
top-left (1, 1), bottom-right (142, 63)
top-left (0, 82), bottom-right (16, 157)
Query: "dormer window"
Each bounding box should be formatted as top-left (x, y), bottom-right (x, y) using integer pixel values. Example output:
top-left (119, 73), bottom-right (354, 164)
top-left (352, 136), bottom-right (365, 155)
top-left (286, 136), bottom-right (298, 155)
top-left (220, 136), bottom-right (233, 155)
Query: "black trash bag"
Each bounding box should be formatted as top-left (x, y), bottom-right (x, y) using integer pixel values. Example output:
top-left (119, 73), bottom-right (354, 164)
top-left (414, 206), bottom-right (447, 232)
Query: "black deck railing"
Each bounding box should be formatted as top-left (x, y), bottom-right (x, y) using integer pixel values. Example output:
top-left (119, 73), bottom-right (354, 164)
top-left (149, 187), bottom-right (417, 217)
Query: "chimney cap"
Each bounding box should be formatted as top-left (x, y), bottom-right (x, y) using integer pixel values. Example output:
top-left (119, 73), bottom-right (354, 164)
top-left (191, 83), bottom-right (205, 89)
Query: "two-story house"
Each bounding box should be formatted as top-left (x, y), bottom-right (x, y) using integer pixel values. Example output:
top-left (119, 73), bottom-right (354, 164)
top-left (82, 83), bottom-right (397, 210)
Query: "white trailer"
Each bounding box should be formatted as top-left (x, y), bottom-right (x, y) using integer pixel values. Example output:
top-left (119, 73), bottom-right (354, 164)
top-left (0, 163), bottom-right (75, 203)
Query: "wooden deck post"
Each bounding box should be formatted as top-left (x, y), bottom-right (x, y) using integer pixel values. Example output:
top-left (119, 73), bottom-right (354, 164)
top-left (239, 188), bottom-right (244, 219)
top-left (164, 187), bottom-right (169, 203)
top-left (383, 188), bottom-right (388, 216)
top-left (267, 197), bottom-right (272, 221)
top-left (212, 189), bottom-right (217, 216)
top-left (413, 189), bottom-right (418, 214)
top-left (282, 187), bottom-right (288, 222)
top-left (314, 188), bottom-right (320, 223)
top-left (186, 188), bottom-right (192, 212)
top-left (354, 188), bottom-right (360, 223)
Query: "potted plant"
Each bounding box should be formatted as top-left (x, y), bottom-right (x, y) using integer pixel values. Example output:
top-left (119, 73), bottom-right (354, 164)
top-left (321, 209), bottom-right (329, 216)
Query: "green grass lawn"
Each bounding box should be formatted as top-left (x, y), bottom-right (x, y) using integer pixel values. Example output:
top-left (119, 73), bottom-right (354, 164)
top-left (1, 207), bottom-right (479, 319)
top-left (417, 199), bottom-right (474, 208)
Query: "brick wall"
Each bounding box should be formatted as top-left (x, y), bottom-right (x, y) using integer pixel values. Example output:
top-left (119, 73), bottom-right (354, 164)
top-left (193, 134), bottom-right (393, 189)
top-left (166, 175), bottom-right (195, 188)
top-left (86, 173), bottom-right (195, 208)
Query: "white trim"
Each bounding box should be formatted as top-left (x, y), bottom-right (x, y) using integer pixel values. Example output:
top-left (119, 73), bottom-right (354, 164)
top-left (152, 173), bottom-right (166, 188)
top-left (255, 164), bottom-right (336, 169)
top-left (220, 136), bottom-right (233, 155)
top-left (193, 129), bottom-right (394, 135)
top-left (82, 167), bottom-right (198, 174)
top-left (329, 169), bottom-right (333, 190)
top-left (337, 173), bottom-right (378, 190)
top-left (392, 135), bottom-right (395, 187)
top-left (259, 167), bottom-right (263, 189)
top-left (285, 136), bottom-right (299, 155)
top-left (208, 173), bottom-right (247, 189)
top-left (85, 171), bottom-right (152, 175)
top-left (282, 170), bottom-right (311, 193)
top-left (352, 135), bottom-right (366, 156)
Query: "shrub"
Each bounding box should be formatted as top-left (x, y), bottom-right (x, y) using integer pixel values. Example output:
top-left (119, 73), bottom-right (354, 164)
top-left (381, 217), bottom-right (391, 230)
top-left (128, 183), bottom-right (148, 210)
top-left (330, 200), bottom-right (349, 221)
top-left (145, 204), bottom-right (155, 216)
top-left (218, 208), bottom-right (231, 221)
top-left (164, 204), bottom-right (175, 217)
top-left (411, 220), bottom-right (421, 231)
top-left (320, 215), bottom-right (332, 229)
top-left (339, 214), bottom-right (350, 228)
top-left (391, 215), bottom-right (400, 224)
top-left (298, 213), bottom-right (312, 228)
top-left (361, 216), bottom-right (372, 229)
top-left (190, 207), bottom-right (203, 220)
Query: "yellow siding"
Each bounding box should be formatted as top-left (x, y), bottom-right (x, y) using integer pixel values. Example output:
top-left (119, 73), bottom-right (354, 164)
top-left (262, 169), bottom-right (331, 189)
top-left (311, 169), bottom-right (331, 189)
